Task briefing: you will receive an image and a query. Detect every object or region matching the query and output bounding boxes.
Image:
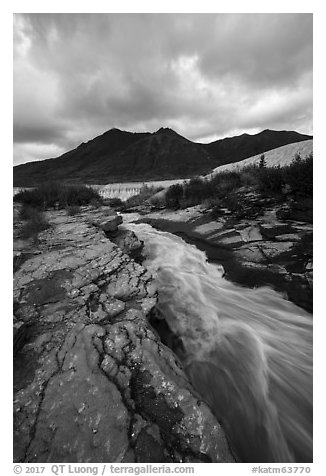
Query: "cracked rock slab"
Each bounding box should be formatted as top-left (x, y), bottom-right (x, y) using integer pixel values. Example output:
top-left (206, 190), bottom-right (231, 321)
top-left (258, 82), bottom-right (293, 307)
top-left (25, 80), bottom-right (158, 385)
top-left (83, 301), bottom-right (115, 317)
top-left (13, 207), bottom-right (234, 463)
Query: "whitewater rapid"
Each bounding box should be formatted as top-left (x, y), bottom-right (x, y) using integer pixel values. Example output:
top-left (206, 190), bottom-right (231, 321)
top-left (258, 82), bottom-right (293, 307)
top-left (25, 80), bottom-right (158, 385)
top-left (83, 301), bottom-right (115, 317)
top-left (125, 220), bottom-right (313, 463)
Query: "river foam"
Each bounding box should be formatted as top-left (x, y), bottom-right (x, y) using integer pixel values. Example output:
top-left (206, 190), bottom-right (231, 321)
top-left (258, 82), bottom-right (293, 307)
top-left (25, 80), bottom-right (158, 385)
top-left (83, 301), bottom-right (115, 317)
top-left (125, 221), bottom-right (313, 463)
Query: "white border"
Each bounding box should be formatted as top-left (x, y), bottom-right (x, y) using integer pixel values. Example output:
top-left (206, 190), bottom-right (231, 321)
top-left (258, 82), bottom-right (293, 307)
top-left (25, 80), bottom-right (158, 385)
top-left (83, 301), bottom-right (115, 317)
top-left (3, 2), bottom-right (324, 474)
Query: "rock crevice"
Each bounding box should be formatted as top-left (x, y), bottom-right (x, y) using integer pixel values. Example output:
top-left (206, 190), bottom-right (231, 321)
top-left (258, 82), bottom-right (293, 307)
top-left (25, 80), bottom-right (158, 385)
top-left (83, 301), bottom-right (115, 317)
top-left (13, 206), bottom-right (234, 463)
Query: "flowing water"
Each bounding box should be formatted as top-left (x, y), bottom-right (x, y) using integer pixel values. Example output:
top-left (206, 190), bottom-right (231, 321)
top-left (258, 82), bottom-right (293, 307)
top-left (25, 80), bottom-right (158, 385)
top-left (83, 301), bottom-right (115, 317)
top-left (93, 179), bottom-right (187, 201)
top-left (125, 220), bottom-right (313, 463)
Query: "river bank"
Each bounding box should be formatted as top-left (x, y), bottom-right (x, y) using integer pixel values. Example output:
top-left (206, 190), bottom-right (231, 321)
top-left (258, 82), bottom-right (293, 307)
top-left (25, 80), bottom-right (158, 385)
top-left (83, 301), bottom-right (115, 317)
top-left (13, 201), bottom-right (313, 463)
top-left (125, 220), bottom-right (312, 463)
top-left (129, 198), bottom-right (313, 313)
top-left (13, 204), bottom-right (234, 463)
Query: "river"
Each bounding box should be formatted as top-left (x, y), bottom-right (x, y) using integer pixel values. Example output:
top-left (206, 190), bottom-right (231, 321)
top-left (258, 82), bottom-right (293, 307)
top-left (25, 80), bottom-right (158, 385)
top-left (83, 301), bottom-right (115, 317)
top-left (124, 218), bottom-right (313, 463)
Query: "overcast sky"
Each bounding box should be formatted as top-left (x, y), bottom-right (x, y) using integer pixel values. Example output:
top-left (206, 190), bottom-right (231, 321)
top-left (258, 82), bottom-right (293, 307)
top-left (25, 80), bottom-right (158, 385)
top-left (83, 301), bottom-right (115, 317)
top-left (13, 13), bottom-right (313, 165)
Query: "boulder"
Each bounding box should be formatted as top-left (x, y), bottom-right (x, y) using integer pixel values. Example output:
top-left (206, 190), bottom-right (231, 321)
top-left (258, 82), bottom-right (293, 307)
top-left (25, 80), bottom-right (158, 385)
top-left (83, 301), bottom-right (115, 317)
top-left (92, 214), bottom-right (123, 233)
top-left (110, 228), bottom-right (144, 261)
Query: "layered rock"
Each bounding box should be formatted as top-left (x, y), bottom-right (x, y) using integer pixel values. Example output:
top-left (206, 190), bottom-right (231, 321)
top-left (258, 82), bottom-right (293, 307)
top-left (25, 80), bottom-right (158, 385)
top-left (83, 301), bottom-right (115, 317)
top-left (139, 194), bottom-right (313, 312)
top-left (91, 213), bottom-right (123, 233)
top-left (90, 209), bottom-right (144, 261)
top-left (109, 229), bottom-right (144, 262)
top-left (13, 206), bottom-right (234, 463)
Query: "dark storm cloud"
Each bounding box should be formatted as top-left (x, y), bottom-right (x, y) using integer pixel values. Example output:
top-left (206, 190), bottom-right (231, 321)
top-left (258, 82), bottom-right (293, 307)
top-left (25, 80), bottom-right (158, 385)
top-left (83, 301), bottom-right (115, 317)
top-left (13, 122), bottom-right (68, 144)
top-left (196, 14), bottom-right (312, 87)
top-left (13, 13), bottom-right (312, 165)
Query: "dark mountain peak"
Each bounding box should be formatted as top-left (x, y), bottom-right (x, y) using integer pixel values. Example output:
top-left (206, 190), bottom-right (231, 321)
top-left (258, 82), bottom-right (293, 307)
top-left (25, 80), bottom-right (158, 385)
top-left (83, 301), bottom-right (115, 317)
top-left (238, 132), bottom-right (250, 138)
top-left (156, 126), bottom-right (174, 133)
top-left (202, 129), bottom-right (312, 167)
top-left (153, 127), bottom-right (192, 145)
top-left (259, 128), bottom-right (312, 138)
top-left (154, 127), bottom-right (182, 138)
top-left (75, 128), bottom-right (128, 148)
top-left (95, 127), bottom-right (151, 142)
top-left (258, 128), bottom-right (280, 137)
top-left (13, 127), bottom-right (312, 187)
top-left (101, 127), bottom-right (132, 137)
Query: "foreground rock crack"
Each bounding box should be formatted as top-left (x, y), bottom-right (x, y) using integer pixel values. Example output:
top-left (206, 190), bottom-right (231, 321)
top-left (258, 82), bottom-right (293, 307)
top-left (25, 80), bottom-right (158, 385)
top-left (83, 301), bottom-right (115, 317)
top-left (13, 207), bottom-right (234, 463)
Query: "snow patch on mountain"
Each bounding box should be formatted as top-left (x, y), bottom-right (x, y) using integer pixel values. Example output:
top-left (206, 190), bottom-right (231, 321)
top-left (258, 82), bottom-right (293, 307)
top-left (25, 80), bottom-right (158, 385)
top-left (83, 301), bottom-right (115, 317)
top-left (206, 139), bottom-right (313, 178)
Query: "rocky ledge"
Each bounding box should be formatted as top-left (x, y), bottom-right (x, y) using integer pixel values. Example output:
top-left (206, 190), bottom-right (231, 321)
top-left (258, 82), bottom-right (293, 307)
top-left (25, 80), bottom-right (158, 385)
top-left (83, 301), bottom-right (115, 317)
top-left (139, 192), bottom-right (313, 313)
top-left (13, 206), bottom-right (234, 463)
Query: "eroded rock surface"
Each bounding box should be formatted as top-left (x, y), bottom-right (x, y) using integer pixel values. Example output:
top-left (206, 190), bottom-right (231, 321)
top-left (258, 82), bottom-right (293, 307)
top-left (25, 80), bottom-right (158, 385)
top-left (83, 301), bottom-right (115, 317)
top-left (91, 212), bottom-right (123, 233)
top-left (13, 206), bottom-right (234, 463)
top-left (140, 195), bottom-right (313, 312)
top-left (110, 229), bottom-right (144, 263)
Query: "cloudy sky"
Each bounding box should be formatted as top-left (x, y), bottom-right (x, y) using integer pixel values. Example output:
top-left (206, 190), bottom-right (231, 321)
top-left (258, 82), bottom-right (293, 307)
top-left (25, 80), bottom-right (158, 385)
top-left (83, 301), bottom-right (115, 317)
top-left (13, 13), bottom-right (313, 165)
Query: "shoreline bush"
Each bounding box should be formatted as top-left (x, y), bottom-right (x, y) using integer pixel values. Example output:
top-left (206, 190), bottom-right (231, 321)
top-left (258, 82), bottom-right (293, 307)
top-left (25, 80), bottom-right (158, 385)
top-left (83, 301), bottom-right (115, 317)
top-left (14, 182), bottom-right (103, 209)
top-left (19, 206), bottom-right (50, 239)
top-left (161, 153), bottom-right (313, 211)
top-left (103, 197), bottom-right (124, 208)
top-left (66, 205), bottom-right (81, 216)
top-left (124, 185), bottom-right (164, 208)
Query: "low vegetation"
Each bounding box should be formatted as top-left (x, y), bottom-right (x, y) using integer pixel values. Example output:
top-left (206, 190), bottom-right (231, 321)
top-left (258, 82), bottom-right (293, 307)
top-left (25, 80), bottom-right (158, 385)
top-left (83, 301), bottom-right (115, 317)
top-left (66, 205), bottom-right (81, 216)
top-left (124, 185), bottom-right (164, 208)
top-left (14, 182), bottom-right (103, 209)
top-left (19, 205), bottom-right (50, 239)
top-left (103, 197), bottom-right (124, 208)
top-left (154, 153), bottom-right (313, 215)
top-left (13, 153), bottom-right (312, 226)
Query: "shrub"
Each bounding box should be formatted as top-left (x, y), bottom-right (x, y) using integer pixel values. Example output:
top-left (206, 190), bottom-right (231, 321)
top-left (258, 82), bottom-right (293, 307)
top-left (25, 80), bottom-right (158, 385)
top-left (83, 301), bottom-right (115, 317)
top-left (103, 197), bottom-right (124, 208)
top-left (165, 184), bottom-right (184, 209)
top-left (178, 197), bottom-right (199, 209)
top-left (259, 154), bottom-right (267, 168)
top-left (202, 196), bottom-right (221, 209)
top-left (150, 195), bottom-right (166, 209)
top-left (118, 152), bottom-right (313, 213)
top-left (19, 204), bottom-right (39, 221)
top-left (208, 197), bottom-right (224, 218)
top-left (14, 182), bottom-right (103, 209)
top-left (161, 171), bottom-right (244, 210)
top-left (202, 170), bottom-right (242, 200)
top-left (66, 205), bottom-right (81, 216)
top-left (254, 153), bottom-right (313, 197)
top-left (240, 164), bottom-right (260, 188)
top-left (14, 188), bottom-right (45, 208)
top-left (124, 185), bottom-right (164, 208)
top-left (256, 166), bottom-right (284, 195)
top-left (215, 171), bottom-right (242, 196)
top-left (283, 153), bottom-right (313, 197)
top-left (20, 208), bottom-right (50, 239)
top-left (90, 198), bottom-right (102, 209)
top-left (183, 177), bottom-right (213, 204)
top-left (220, 192), bottom-right (248, 216)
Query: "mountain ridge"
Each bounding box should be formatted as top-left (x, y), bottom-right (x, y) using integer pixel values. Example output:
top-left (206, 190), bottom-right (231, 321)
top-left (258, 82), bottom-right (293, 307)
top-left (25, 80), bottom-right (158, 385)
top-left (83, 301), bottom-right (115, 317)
top-left (201, 129), bottom-right (312, 166)
top-left (13, 127), bottom-right (312, 186)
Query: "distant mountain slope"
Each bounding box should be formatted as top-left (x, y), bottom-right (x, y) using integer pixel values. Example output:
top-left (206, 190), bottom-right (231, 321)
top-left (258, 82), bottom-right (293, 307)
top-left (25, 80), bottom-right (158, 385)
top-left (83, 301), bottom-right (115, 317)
top-left (13, 129), bottom-right (150, 186)
top-left (202, 129), bottom-right (312, 167)
top-left (206, 139), bottom-right (313, 177)
top-left (13, 127), bottom-right (312, 186)
top-left (77, 127), bottom-right (214, 183)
